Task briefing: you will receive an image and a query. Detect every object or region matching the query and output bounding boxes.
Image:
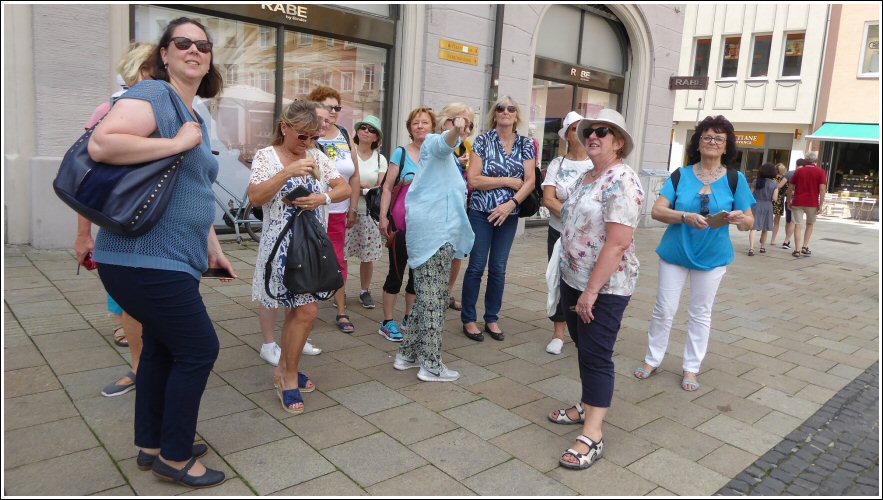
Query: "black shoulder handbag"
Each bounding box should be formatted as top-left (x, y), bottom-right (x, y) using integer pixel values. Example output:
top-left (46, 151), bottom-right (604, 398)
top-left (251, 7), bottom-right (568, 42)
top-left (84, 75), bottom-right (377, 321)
top-left (53, 81), bottom-right (189, 237)
top-left (265, 208), bottom-right (343, 301)
top-left (517, 137), bottom-right (544, 218)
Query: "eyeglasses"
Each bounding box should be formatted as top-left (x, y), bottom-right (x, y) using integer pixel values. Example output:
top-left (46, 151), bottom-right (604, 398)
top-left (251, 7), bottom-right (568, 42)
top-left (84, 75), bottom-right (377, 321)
top-left (328, 105), bottom-right (343, 112)
top-left (169, 37), bottom-right (213, 53)
top-left (495, 105), bottom-right (517, 113)
top-left (358, 124), bottom-right (378, 134)
top-left (699, 193), bottom-right (710, 216)
top-left (296, 133), bottom-right (321, 142)
top-left (444, 118), bottom-right (474, 132)
top-left (583, 126), bottom-right (611, 139)
top-left (700, 135), bottom-right (726, 145)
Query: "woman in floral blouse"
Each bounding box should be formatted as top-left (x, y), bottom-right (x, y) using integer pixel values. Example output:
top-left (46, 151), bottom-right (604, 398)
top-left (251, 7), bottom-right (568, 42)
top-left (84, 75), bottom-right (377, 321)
top-left (548, 109), bottom-right (644, 471)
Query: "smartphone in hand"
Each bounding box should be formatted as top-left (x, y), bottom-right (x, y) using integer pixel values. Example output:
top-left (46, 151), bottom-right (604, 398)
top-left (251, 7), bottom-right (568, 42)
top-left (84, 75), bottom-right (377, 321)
top-left (202, 268), bottom-right (234, 280)
top-left (286, 185), bottom-right (312, 201)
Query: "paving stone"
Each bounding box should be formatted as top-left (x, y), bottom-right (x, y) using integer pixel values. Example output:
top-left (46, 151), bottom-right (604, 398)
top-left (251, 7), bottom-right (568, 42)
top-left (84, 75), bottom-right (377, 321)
top-left (692, 388), bottom-right (772, 424)
top-left (365, 465), bottom-right (475, 496)
top-left (294, 360), bottom-right (371, 391)
top-left (216, 364), bottom-right (277, 395)
top-left (180, 477), bottom-right (255, 496)
top-left (695, 368), bottom-right (763, 398)
top-left (633, 417), bottom-right (724, 461)
top-left (326, 380), bottom-right (411, 416)
top-left (604, 398), bottom-right (661, 432)
top-left (698, 443), bottom-right (760, 478)
top-left (754, 410), bottom-right (805, 437)
top-left (274, 471), bottom-right (366, 496)
top-left (42, 344), bottom-right (125, 375)
top-left (226, 436), bottom-right (335, 494)
top-left (740, 367), bottom-right (809, 395)
top-left (696, 414), bottom-right (783, 456)
top-left (588, 422), bottom-right (659, 468)
top-left (197, 384), bottom-right (257, 421)
top-left (786, 365), bottom-right (851, 391)
top-left (527, 375), bottom-right (583, 406)
top-left (365, 402), bottom-right (459, 445)
top-left (410, 428), bottom-right (511, 481)
top-left (212, 344), bottom-right (267, 373)
top-left (747, 387), bottom-right (821, 420)
top-left (441, 399), bottom-right (531, 440)
top-left (74, 394), bottom-right (139, 461)
top-left (463, 459), bottom-right (576, 496)
top-left (283, 404), bottom-right (379, 449)
top-left (635, 391), bottom-right (717, 428)
top-left (4, 417), bottom-right (99, 469)
top-left (397, 378), bottom-right (482, 412)
top-left (502, 341), bottom-right (565, 365)
top-left (4, 389), bottom-right (80, 431)
top-left (329, 344), bottom-right (395, 370)
top-left (58, 365), bottom-right (131, 401)
top-left (467, 376), bottom-right (547, 409)
top-left (448, 343), bottom-right (516, 367)
top-left (629, 447), bottom-right (728, 495)
top-left (548, 458), bottom-right (657, 496)
top-left (3, 447), bottom-right (124, 495)
top-left (482, 357), bottom-right (558, 386)
top-left (196, 408), bottom-right (293, 455)
top-left (447, 358), bottom-right (500, 387)
top-left (322, 432), bottom-right (426, 487)
top-left (489, 424), bottom-right (573, 473)
top-left (5, 365), bottom-right (62, 398)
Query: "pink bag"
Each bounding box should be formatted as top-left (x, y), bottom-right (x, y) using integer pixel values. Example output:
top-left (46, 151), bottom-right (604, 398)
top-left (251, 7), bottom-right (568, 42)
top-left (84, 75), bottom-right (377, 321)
top-left (389, 180), bottom-right (411, 232)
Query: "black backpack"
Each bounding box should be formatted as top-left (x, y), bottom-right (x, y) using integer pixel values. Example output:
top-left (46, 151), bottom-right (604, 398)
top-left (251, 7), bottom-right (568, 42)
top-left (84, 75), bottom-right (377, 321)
top-left (670, 167), bottom-right (738, 205)
top-left (517, 136), bottom-right (544, 218)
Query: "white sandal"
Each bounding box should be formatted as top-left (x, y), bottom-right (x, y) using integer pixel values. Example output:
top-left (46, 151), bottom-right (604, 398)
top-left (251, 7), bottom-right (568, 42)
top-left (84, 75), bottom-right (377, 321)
top-left (559, 435), bottom-right (604, 470)
top-left (547, 405), bottom-right (585, 425)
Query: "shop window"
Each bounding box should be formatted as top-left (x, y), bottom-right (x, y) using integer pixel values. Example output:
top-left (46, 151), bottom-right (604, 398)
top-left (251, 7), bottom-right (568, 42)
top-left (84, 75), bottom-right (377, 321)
top-left (860, 22), bottom-right (879, 76)
top-left (750, 34), bottom-right (772, 78)
top-left (720, 36), bottom-right (741, 78)
top-left (259, 26), bottom-right (271, 48)
top-left (363, 64), bottom-right (376, 91)
top-left (693, 38), bottom-right (711, 77)
top-left (341, 72), bottom-right (354, 92)
top-left (781, 33), bottom-right (804, 77)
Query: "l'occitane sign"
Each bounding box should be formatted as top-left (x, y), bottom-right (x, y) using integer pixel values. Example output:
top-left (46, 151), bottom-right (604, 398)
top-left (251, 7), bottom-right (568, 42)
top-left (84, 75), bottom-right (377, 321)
top-left (735, 132), bottom-right (766, 147)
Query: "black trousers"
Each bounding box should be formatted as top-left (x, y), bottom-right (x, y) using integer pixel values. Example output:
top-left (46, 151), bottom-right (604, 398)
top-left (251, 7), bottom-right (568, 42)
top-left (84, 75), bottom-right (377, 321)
top-left (382, 231), bottom-right (415, 296)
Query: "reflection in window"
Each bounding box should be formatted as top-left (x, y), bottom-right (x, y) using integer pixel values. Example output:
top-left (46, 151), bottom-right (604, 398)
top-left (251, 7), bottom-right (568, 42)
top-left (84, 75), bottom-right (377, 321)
top-left (296, 69), bottom-right (310, 95)
top-left (363, 64), bottom-right (376, 91)
top-left (693, 38), bottom-right (711, 77)
top-left (260, 26), bottom-right (271, 48)
top-left (298, 33), bottom-right (313, 47)
top-left (260, 72), bottom-right (270, 93)
top-left (341, 72), bottom-right (354, 92)
top-left (225, 64), bottom-right (238, 84)
top-left (721, 37), bottom-right (740, 78)
top-left (861, 23), bottom-right (879, 76)
top-left (750, 34), bottom-right (772, 78)
top-left (782, 33), bottom-right (804, 77)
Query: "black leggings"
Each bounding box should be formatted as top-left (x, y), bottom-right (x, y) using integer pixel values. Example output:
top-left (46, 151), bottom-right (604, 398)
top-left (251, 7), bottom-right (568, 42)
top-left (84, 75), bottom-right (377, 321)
top-left (383, 232), bottom-right (415, 295)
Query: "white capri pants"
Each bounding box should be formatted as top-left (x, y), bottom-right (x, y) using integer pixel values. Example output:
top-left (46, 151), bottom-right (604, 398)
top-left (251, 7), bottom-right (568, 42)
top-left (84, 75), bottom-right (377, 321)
top-left (644, 260), bottom-right (727, 374)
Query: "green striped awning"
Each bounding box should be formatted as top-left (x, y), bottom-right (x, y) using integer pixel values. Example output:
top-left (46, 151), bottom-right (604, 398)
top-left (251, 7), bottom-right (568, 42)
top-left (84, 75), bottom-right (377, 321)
top-left (806, 122), bottom-right (879, 144)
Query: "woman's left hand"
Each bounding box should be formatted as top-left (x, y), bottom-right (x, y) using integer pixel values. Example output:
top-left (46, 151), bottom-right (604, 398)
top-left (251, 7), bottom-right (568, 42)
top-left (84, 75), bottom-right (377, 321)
top-left (726, 210), bottom-right (745, 225)
top-left (488, 199), bottom-right (516, 226)
top-left (576, 290), bottom-right (598, 323)
top-left (346, 209), bottom-right (358, 228)
top-left (207, 253), bottom-right (238, 283)
top-left (292, 193), bottom-right (326, 211)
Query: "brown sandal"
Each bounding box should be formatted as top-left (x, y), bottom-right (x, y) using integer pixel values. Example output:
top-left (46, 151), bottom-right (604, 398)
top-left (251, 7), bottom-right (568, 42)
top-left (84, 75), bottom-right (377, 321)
top-left (112, 326), bottom-right (128, 347)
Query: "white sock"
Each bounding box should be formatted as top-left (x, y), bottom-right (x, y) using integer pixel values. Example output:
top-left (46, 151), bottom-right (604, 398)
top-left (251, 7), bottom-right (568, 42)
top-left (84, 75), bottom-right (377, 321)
top-left (361, 289), bottom-right (369, 293)
top-left (262, 342), bottom-right (277, 350)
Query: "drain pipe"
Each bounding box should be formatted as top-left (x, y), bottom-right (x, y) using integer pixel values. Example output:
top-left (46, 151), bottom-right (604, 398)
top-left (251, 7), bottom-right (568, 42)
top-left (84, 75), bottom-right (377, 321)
top-left (488, 4), bottom-right (505, 110)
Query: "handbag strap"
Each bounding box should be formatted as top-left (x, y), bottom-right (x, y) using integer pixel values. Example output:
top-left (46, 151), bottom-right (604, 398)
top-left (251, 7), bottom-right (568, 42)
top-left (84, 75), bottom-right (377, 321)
top-left (88, 81), bottom-right (191, 137)
top-left (264, 209), bottom-right (299, 300)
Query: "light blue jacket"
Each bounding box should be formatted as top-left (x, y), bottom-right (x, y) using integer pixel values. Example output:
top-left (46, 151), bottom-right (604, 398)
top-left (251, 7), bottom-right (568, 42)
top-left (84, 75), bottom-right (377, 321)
top-left (405, 131), bottom-right (475, 268)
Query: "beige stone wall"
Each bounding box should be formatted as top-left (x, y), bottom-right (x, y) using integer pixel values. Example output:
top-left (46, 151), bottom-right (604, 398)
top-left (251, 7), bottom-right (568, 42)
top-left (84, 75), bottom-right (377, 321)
top-left (822, 5), bottom-right (880, 123)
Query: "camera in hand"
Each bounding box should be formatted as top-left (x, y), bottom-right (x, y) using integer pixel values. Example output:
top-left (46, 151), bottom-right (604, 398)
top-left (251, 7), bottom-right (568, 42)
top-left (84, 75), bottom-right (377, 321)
top-left (286, 185), bottom-right (312, 201)
top-left (202, 268), bottom-right (234, 279)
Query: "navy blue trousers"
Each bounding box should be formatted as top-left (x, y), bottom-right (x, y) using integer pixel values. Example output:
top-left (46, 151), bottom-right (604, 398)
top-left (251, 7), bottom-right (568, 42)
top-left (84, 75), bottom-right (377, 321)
top-left (560, 281), bottom-right (630, 408)
top-left (98, 264), bottom-right (219, 461)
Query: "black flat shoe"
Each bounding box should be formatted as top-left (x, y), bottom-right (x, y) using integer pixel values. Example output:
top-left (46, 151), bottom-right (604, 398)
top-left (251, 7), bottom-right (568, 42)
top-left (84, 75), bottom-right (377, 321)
top-left (152, 456), bottom-right (226, 488)
top-left (484, 325), bottom-right (505, 341)
top-left (463, 325), bottom-right (484, 342)
top-left (137, 443), bottom-right (209, 471)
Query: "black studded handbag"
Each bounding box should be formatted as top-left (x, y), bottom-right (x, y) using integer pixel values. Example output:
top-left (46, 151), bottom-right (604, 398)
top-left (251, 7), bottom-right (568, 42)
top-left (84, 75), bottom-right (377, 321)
top-left (53, 82), bottom-right (189, 237)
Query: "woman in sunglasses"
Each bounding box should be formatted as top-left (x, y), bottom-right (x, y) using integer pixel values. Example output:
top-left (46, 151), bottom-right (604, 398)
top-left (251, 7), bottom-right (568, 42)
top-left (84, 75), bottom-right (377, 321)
top-left (87, 17), bottom-right (232, 488)
top-left (549, 109), bottom-right (644, 471)
top-left (393, 103), bottom-right (476, 382)
top-left (249, 101), bottom-right (350, 415)
top-left (541, 111), bottom-right (593, 356)
top-left (345, 116), bottom-right (387, 311)
top-left (307, 86), bottom-right (361, 335)
top-left (461, 96), bottom-right (535, 342)
top-left (634, 115), bottom-right (754, 392)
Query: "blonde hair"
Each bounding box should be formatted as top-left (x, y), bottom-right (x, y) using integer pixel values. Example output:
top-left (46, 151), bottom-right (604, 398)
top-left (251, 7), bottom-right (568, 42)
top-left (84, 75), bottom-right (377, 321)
top-left (436, 102), bottom-right (475, 133)
top-left (272, 101), bottom-right (322, 179)
top-left (776, 163), bottom-right (787, 176)
top-left (485, 95), bottom-right (524, 133)
top-left (117, 42), bottom-right (156, 87)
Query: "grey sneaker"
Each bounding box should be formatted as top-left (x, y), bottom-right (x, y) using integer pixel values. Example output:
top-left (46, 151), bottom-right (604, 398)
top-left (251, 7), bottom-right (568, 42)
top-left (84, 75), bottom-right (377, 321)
top-left (417, 362), bottom-right (460, 382)
top-left (102, 370), bottom-right (136, 397)
top-left (359, 291), bottom-right (376, 309)
top-left (393, 352), bottom-right (420, 370)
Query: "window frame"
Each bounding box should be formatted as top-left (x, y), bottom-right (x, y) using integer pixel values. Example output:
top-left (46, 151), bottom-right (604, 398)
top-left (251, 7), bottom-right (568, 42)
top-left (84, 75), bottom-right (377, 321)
top-left (363, 64), bottom-right (376, 91)
top-left (259, 26), bottom-right (271, 49)
top-left (748, 33), bottom-right (773, 79)
top-left (858, 21), bottom-right (880, 78)
top-left (298, 32), bottom-right (313, 47)
top-left (719, 36), bottom-right (741, 80)
top-left (779, 32), bottom-right (805, 80)
top-left (692, 37), bottom-right (712, 77)
top-left (341, 71), bottom-right (354, 92)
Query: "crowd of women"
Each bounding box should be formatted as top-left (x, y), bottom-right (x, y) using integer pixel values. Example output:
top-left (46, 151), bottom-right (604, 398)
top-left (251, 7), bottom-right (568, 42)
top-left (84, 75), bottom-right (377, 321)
top-left (75, 17), bottom-right (758, 487)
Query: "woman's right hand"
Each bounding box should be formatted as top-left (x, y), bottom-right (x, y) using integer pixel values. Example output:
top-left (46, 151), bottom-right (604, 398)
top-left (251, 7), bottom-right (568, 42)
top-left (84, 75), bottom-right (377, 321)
top-left (74, 233), bottom-right (94, 265)
top-left (174, 121), bottom-right (203, 152)
top-left (379, 216), bottom-right (390, 239)
top-left (283, 158), bottom-right (316, 178)
top-left (684, 212), bottom-right (709, 230)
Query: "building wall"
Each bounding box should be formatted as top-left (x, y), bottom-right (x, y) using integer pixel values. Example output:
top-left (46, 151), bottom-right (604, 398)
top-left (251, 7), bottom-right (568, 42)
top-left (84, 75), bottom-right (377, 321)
top-left (819, 4), bottom-right (880, 124)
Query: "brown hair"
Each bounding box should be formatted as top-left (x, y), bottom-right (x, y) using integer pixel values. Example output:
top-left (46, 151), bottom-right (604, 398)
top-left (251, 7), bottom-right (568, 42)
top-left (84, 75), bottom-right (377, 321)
top-left (150, 17), bottom-right (223, 98)
top-left (405, 106), bottom-right (437, 140)
top-left (307, 86), bottom-right (341, 104)
top-left (271, 100), bottom-right (321, 146)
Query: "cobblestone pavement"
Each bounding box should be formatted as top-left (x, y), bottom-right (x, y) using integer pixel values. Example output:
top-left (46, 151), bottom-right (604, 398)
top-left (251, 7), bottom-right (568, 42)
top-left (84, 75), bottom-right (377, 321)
top-left (3, 217), bottom-right (879, 495)
top-left (718, 362), bottom-right (879, 496)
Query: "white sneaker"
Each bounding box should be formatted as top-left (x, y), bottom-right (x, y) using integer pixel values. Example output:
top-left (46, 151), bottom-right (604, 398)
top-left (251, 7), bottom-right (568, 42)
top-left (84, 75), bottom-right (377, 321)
top-left (302, 341), bottom-right (322, 356)
top-left (546, 338), bottom-right (564, 355)
top-left (417, 362), bottom-right (460, 382)
top-left (260, 343), bottom-right (281, 366)
top-left (393, 352), bottom-right (420, 370)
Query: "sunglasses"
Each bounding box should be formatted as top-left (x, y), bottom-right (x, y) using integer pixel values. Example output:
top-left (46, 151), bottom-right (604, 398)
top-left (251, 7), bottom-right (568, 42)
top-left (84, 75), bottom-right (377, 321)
top-left (295, 133), bottom-right (321, 142)
top-left (582, 126), bottom-right (611, 139)
top-left (495, 105), bottom-right (517, 113)
top-left (699, 193), bottom-right (710, 216)
top-left (169, 37), bottom-right (213, 53)
top-left (358, 124), bottom-right (378, 134)
top-left (328, 105), bottom-right (343, 112)
top-left (444, 118), bottom-right (474, 132)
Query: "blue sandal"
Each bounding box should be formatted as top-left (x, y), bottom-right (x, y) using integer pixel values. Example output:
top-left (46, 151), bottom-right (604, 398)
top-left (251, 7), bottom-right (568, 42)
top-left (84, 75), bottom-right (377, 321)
top-left (297, 372), bottom-right (315, 393)
top-left (277, 385), bottom-right (304, 415)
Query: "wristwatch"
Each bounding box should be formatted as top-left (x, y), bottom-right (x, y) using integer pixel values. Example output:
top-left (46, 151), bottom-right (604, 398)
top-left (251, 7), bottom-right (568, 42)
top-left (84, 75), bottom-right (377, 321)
top-left (323, 193), bottom-right (332, 206)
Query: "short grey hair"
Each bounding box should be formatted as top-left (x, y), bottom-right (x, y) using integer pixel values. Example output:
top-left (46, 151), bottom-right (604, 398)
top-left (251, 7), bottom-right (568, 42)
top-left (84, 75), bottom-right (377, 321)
top-left (805, 151), bottom-right (818, 163)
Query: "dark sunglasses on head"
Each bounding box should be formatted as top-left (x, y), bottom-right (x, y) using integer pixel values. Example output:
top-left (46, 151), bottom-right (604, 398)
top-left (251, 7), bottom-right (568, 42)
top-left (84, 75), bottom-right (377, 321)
top-left (582, 126), bottom-right (611, 139)
top-left (699, 193), bottom-right (710, 216)
top-left (495, 105), bottom-right (517, 113)
top-left (169, 37), bottom-right (213, 53)
top-left (358, 124), bottom-right (378, 134)
top-left (296, 133), bottom-right (321, 142)
top-left (328, 105), bottom-right (343, 112)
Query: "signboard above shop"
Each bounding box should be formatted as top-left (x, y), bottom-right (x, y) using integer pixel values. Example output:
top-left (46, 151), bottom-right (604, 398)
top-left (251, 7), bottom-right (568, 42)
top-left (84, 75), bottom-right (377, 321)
top-left (534, 56), bottom-right (625, 94)
top-left (735, 132), bottom-right (766, 148)
top-left (669, 76), bottom-right (708, 90)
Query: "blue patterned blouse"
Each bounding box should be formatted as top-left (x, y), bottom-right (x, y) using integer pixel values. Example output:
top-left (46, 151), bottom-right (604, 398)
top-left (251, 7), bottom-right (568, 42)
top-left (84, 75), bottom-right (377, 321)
top-left (469, 129), bottom-right (536, 214)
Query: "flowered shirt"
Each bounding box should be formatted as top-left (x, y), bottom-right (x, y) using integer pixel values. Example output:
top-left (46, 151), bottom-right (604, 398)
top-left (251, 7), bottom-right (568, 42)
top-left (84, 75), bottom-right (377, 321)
top-left (542, 155), bottom-right (594, 232)
top-left (470, 129), bottom-right (536, 214)
top-left (560, 163), bottom-right (645, 296)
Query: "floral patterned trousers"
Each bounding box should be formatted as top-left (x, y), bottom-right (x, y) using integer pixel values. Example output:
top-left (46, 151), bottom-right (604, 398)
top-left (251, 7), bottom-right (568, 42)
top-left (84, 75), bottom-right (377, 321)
top-left (400, 243), bottom-right (454, 370)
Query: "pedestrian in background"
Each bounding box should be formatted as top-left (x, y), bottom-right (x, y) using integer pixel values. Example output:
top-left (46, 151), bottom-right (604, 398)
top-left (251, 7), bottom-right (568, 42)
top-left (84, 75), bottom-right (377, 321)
top-left (788, 152), bottom-right (827, 258)
top-left (769, 163), bottom-right (789, 246)
top-left (780, 158), bottom-right (805, 250)
top-left (748, 162), bottom-right (779, 256)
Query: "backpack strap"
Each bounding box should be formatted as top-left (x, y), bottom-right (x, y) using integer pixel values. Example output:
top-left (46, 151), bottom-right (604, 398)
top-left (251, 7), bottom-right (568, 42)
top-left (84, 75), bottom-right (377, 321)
top-left (670, 166), bottom-right (738, 206)
top-left (265, 209), bottom-right (298, 300)
top-left (336, 124), bottom-right (351, 146)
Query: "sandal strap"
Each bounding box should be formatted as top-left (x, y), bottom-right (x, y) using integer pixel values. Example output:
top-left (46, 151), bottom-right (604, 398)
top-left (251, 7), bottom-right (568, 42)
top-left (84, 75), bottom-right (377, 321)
top-left (282, 388), bottom-right (303, 407)
top-left (575, 434), bottom-right (600, 450)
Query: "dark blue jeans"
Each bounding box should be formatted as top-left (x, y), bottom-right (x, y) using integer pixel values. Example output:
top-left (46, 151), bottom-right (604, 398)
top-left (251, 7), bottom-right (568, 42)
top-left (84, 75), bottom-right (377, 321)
top-left (461, 210), bottom-right (518, 324)
top-left (560, 281), bottom-right (630, 408)
top-left (98, 264), bottom-right (219, 461)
